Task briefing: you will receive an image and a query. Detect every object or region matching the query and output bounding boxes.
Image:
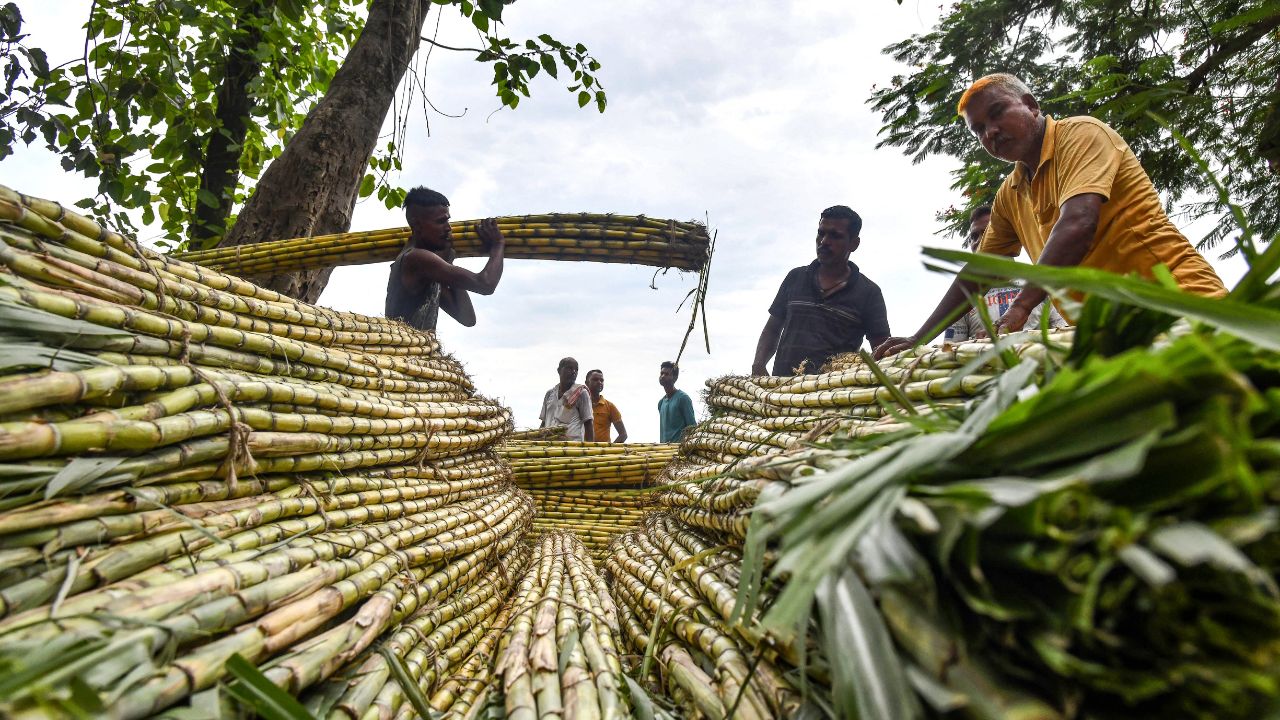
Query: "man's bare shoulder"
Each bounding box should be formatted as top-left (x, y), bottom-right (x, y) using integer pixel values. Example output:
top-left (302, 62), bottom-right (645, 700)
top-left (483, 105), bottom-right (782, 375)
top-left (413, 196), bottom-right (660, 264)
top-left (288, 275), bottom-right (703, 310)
top-left (403, 246), bottom-right (447, 264)
top-left (401, 246), bottom-right (454, 278)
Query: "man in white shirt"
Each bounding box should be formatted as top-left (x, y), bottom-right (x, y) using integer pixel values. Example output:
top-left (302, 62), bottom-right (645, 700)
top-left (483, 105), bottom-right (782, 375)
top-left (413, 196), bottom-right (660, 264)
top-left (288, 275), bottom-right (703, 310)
top-left (539, 357), bottom-right (595, 442)
top-left (944, 204), bottom-right (1067, 341)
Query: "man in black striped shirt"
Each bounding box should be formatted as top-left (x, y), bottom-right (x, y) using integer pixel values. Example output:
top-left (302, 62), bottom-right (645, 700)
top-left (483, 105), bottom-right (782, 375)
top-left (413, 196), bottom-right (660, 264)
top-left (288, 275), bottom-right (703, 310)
top-left (752, 206), bottom-right (890, 376)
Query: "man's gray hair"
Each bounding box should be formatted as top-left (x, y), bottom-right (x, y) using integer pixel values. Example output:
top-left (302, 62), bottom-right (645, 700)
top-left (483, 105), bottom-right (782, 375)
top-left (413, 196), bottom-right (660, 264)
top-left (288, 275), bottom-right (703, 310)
top-left (957, 73), bottom-right (1035, 115)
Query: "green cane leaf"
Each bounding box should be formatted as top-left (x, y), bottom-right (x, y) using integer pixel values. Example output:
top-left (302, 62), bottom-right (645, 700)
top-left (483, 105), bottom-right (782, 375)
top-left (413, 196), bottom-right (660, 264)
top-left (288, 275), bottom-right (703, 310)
top-left (224, 654), bottom-right (313, 720)
top-left (817, 563), bottom-right (922, 720)
top-left (378, 648), bottom-right (437, 720)
top-left (926, 249), bottom-right (1280, 352)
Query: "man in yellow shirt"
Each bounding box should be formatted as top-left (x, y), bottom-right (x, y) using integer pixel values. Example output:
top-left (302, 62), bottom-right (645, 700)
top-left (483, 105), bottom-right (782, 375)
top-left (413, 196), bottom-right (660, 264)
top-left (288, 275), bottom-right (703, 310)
top-left (586, 369), bottom-right (627, 443)
top-left (875, 73), bottom-right (1226, 359)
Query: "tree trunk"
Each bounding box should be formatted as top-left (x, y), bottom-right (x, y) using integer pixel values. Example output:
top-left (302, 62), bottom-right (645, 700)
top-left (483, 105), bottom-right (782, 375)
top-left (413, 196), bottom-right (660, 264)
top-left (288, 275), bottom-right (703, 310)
top-left (189, 0), bottom-right (273, 249)
top-left (219, 0), bottom-right (431, 303)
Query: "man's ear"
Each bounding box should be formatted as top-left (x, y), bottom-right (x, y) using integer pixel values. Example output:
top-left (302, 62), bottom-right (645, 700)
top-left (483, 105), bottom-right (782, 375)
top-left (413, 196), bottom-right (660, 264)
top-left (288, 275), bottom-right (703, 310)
top-left (850, 236), bottom-right (861, 254)
top-left (1021, 93), bottom-right (1040, 113)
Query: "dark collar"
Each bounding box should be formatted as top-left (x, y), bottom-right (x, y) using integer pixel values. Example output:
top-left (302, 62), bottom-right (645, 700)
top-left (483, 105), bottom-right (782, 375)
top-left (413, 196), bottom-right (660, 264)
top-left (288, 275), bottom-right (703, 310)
top-left (805, 259), bottom-right (860, 278)
top-left (804, 260), bottom-right (859, 297)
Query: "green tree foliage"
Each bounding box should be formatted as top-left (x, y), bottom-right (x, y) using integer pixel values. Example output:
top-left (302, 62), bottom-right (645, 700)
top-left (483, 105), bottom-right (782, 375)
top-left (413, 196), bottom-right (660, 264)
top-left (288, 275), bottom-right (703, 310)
top-left (0, 0), bottom-right (605, 250)
top-left (870, 0), bottom-right (1280, 254)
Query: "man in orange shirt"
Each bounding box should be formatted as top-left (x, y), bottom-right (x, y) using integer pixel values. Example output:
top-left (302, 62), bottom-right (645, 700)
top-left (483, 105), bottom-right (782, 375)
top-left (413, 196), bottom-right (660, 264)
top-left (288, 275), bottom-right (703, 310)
top-left (586, 369), bottom-right (627, 443)
top-left (875, 73), bottom-right (1226, 359)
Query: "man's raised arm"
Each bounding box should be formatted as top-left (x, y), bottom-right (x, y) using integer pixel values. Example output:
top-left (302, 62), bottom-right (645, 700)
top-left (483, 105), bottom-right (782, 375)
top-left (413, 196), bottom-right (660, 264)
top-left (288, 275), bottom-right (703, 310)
top-left (407, 218), bottom-right (505, 327)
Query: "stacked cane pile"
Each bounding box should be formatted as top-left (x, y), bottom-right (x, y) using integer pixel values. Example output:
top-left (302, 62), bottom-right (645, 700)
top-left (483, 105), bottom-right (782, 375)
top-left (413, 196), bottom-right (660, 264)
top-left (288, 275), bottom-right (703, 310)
top-left (672, 333), bottom-right (1070, 486)
top-left (0, 186), bottom-right (541, 718)
top-left (447, 532), bottom-right (632, 720)
top-left (503, 441), bottom-right (676, 557)
top-left (610, 311), bottom-right (1280, 718)
top-left (176, 214), bottom-right (711, 276)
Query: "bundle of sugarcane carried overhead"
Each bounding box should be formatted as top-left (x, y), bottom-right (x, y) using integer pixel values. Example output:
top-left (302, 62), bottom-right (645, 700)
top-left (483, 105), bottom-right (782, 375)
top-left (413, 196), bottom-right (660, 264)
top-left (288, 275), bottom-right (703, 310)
top-left (183, 186), bottom-right (710, 332)
top-left (176, 206), bottom-right (710, 277)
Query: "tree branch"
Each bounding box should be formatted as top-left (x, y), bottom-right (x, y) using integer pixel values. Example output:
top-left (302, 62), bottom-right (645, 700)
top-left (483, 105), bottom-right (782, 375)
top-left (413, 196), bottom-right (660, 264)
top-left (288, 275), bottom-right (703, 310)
top-left (189, 0), bottom-right (271, 247)
top-left (1182, 15), bottom-right (1280, 95)
top-left (419, 35), bottom-right (483, 53)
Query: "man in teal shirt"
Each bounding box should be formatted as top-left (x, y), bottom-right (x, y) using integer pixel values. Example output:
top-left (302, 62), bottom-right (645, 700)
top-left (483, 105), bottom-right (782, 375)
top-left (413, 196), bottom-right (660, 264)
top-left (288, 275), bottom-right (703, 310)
top-left (657, 361), bottom-right (697, 443)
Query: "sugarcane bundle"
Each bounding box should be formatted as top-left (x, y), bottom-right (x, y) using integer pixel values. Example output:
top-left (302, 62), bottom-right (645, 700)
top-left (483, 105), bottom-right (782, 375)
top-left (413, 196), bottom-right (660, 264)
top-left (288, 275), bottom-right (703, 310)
top-left (527, 489), bottom-right (650, 558)
top-left (0, 185), bottom-right (546, 717)
top-left (501, 441), bottom-right (676, 556)
top-left (820, 329), bottom-right (1069, 374)
top-left (502, 442), bottom-right (675, 513)
top-left (606, 514), bottom-right (815, 720)
top-left (510, 425), bottom-right (570, 441)
top-left (174, 214), bottom-right (711, 276)
top-left (448, 531), bottom-right (633, 720)
top-left (503, 441), bottom-right (678, 488)
top-left (658, 331), bottom-right (1074, 499)
top-left (298, 539), bottom-right (532, 719)
top-left (724, 323), bottom-right (1280, 719)
top-left (703, 332), bottom-right (1074, 421)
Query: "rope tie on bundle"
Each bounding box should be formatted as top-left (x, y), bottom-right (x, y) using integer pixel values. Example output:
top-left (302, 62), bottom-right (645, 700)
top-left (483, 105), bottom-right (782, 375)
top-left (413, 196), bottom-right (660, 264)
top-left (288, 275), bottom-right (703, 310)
top-left (120, 233), bottom-right (169, 313)
top-left (178, 328), bottom-right (255, 495)
top-left (296, 479), bottom-right (334, 531)
top-left (413, 426), bottom-right (438, 475)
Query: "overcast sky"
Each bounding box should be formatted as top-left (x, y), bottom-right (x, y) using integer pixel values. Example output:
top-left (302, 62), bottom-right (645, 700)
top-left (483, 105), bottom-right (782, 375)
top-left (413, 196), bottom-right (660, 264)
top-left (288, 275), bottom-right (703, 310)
top-left (7, 2), bottom-right (1249, 442)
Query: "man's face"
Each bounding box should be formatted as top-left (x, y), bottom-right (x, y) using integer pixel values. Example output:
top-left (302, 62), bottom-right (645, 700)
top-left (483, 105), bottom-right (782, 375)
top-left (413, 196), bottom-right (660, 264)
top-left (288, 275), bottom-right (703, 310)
top-left (963, 87), bottom-right (1042, 164)
top-left (658, 366), bottom-right (675, 387)
top-left (558, 359), bottom-right (578, 385)
top-left (408, 204), bottom-right (452, 249)
top-left (587, 372), bottom-right (604, 394)
top-left (816, 217), bottom-right (857, 264)
top-left (965, 213), bottom-right (991, 250)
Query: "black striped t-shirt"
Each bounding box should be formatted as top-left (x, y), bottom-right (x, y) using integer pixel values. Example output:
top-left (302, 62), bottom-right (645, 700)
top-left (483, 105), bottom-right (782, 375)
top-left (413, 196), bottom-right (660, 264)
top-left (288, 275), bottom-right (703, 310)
top-left (768, 261), bottom-right (889, 375)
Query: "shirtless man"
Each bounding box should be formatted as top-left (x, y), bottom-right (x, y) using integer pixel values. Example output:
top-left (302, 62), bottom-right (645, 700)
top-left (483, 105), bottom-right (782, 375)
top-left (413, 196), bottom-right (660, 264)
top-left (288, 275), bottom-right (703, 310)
top-left (385, 187), bottom-right (505, 330)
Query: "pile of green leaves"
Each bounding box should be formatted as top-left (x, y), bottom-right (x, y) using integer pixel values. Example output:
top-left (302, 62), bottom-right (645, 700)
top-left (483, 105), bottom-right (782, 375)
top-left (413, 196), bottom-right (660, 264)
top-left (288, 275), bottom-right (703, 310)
top-left (735, 226), bottom-right (1280, 717)
top-left (924, 331), bottom-right (1279, 718)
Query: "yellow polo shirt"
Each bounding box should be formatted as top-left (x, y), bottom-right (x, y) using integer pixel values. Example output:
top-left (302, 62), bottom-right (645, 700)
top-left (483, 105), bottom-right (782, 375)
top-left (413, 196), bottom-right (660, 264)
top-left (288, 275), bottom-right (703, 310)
top-left (979, 116), bottom-right (1226, 298)
top-left (592, 395), bottom-right (622, 442)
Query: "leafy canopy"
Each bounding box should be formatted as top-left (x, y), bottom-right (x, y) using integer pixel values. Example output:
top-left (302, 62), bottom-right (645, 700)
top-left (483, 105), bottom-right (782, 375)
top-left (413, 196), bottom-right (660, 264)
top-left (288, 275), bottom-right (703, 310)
top-left (0, 0), bottom-right (606, 250)
top-left (870, 0), bottom-right (1280, 254)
